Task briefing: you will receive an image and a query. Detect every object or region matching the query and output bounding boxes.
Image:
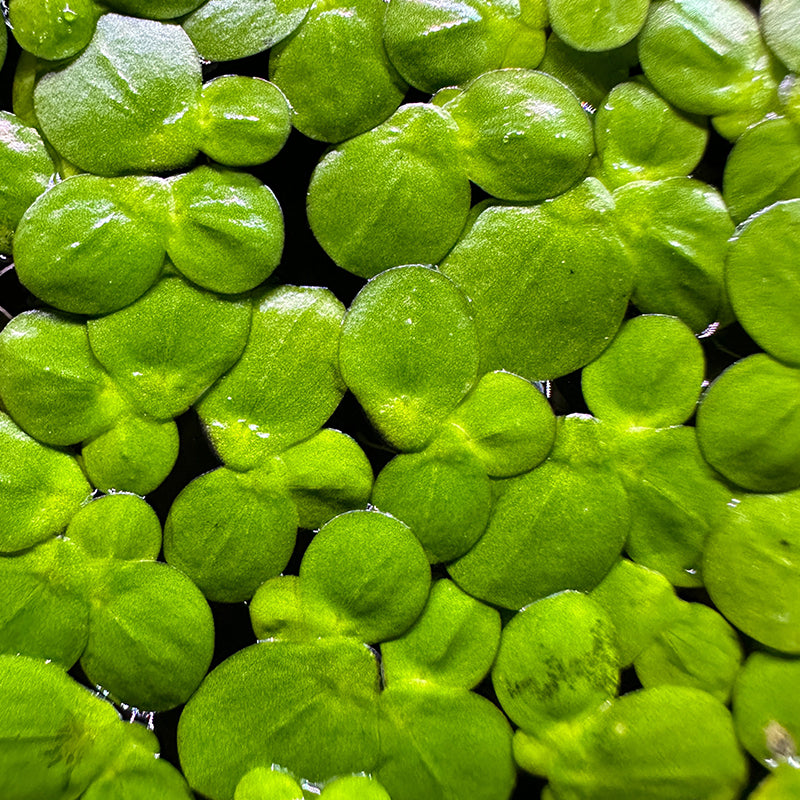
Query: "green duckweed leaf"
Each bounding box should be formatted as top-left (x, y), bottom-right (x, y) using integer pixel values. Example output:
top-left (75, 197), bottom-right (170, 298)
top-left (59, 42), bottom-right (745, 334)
top-left (82, 414), bottom-right (179, 496)
top-left (371, 435), bottom-right (492, 562)
top-left (590, 559), bottom-right (680, 668)
top-left (65, 493), bottom-right (162, 562)
top-left (321, 776), bottom-right (391, 800)
top-left (492, 591), bottom-right (620, 733)
top-left (697, 354), bottom-right (800, 492)
top-left (183, 0), bottom-right (311, 62)
top-left (530, 686), bottom-right (748, 800)
top-left (0, 412), bottom-right (91, 552)
top-left (613, 426), bottom-right (735, 587)
top-left (446, 370), bottom-right (556, 478)
top-left (634, 602), bottom-right (743, 703)
top-left (13, 174), bottom-right (169, 315)
top-left (299, 510), bottom-right (430, 642)
top-left (0, 111), bottom-right (54, 254)
top-left (198, 285), bottom-right (345, 470)
top-left (638, 0), bottom-right (779, 118)
top-left (8, 0), bottom-right (101, 61)
top-left (382, 0), bottom-right (546, 94)
top-left (441, 178), bottom-right (632, 381)
top-left (199, 76), bottom-right (291, 167)
top-left (270, 0), bottom-right (407, 143)
top-left (548, 0), bottom-right (648, 52)
top-left (33, 13), bottom-right (202, 176)
top-left (0, 538), bottom-right (89, 666)
top-left (250, 575), bottom-right (317, 641)
top-left (167, 166), bottom-right (284, 295)
top-left (339, 265), bottom-right (479, 451)
top-left (279, 429), bottom-right (373, 530)
top-left (751, 764), bottom-right (800, 799)
top-left (381, 579), bottom-right (501, 690)
top-left (733, 650), bottom-right (800, 769)
top-left (592, 81), bottom-right (708, 190)
top-left (537, 32), bottom-right (638, 108)
top-left (307, 105), bottom-right (471, 277)
top-left (448, 454), bottom-right (629, 610)
top-left (377, 685), bottom-right (515, 800)
top-left (723, 117), bottom-right (800, 224)
top-left (761, 0), bottom-right (800, 72)
top-left (82, 757), bottom-right (196, 800)
top-left (726, 199), bottom-right (800, 367)
top-left (444, 68), bottom-right (593, 202)
top-left (0, 311), bottom-right (125, 446)
top-left (703, 489), bottom-right (800, 654)
top-left (235, 769), bottom-right (304, 800)
top-left (582, 315), bottom-right (705, 429)
top-left (178, 639), bottom-right (381, 798)
top-left (164, 466), bottom-right (299, 603)
top-left (0, 656), bottom-right (124, 800)
top-left (87, 274), bottom-right (252, 420)
top-left (81, 560), bottom-right (215, 711)
top-left (613, 177), bottom-right (734, 332)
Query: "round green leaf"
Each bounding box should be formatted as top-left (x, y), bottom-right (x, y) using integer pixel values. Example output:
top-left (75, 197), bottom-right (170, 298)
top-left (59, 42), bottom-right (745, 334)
top-left (279, 429), bottom-right (373, 530)
top-left (199, 76), bottom-right (291, 167)
top-left (704, 489), bottom-right (800, 654)
top-left (441, 178), bottom-right (632, 381)
top-left (300, 510), bottom-right (430, 642)
top-left (634, 602), bottom-right (743, 703)
top-left (537, 32), bottom-right (639, 108)
top-left (321, 776), bottom-right (391, 800)
top-left (638, 0), bottom-right (779, 118)
top-left (307, 104), bottom-right (471, 277)
top-left (167, 166), bottom-right (284, 294)
top-left (8, 0), bottom-right (100, 61)
top-left (733, 651), bottom-right (800, 768)
top-left (82, 758), bottom-right (196, 800)
top-left (493, 591), bottom-right (620, 732)
top-left (0, 412), bottom-right (92, 553)
top-left (538, 686), bottom-right (748, 800)
top-left (33, 13), bottom-right (202, 176)
top-left (178, 639), bottom-right (381, 798)
top-left (183, 0), bottom-right (311, 62)
top-left (0, 538), bottom-right (89, 667)
top-left (250, 576), bottom-right (318, 641)
top-left (197, 286), bottom-right (345, 470)
top-left (381, 579), bottom-right (501, 690)
top-left (761, 0), bottom-right (800, 72)
top-left (612, 426), bottom-right (735, 587)
top-left (105, 0), bottom-right (206, 17)
top-left (235, 769), bottom-right (304, 800)
top-left (592, 81), bottom-right (708, 190)
top-left (582, 315), bottom-right (705, 429)
top-left (696, 354), bottom-right (800, 492)
top-left (13, 175), bottom-right (169, 315)
top-left (548, 0), bottom-right (649, 52)
top-left (613, 177), bottom-right (734, 332)
top-left (726, 199), bottom-right (800, 367)
top-left (0, 311), bottom-right (125, 446)
top-left (82, 415), bottom-right (179, 496)
top-left (371, 437), bottom-right (492, 563)
top-left (383, 0), bottom-right (546, 94)
top-left (751, 764), bottom-right (800, 800)
top-left (339, 265), bottom-right (478, 451)
top-left (723, 116), bottom-right (800, 225)
top-left (66, 493), bottom-right (162, 562)
top-left (87, 274), bottom-right (252, 420)
top-left (377, 685), bottom-right (515, 800)
top-left (446, 370), bottom-right (556, 477)
top-left (0, 655), bottom-right (124, 800)
top-left (81, 560), bottom-right (215, 711)
top-left (589, 558), bottom-right (680, 668)
top-left (448, 458), bottom-right (629, 610)
top-left (444, 68), bottom-right (593, 202)
top-left (270, 0), bottom-right (407, 143)
top-left (164, 466), bottom-right (299, 603)
top-left (0, 111), bottom-right (54, 254)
